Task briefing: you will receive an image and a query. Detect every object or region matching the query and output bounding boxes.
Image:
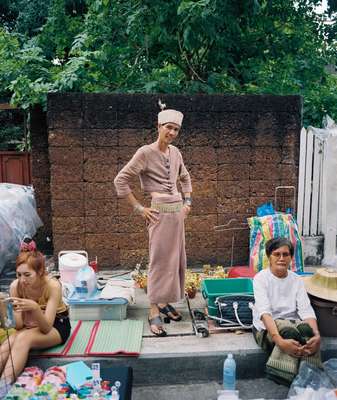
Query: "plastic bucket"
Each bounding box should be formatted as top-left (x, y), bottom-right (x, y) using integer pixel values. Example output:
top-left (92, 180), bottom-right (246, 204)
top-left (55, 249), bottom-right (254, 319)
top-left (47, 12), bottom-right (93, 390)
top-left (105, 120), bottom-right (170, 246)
top-left (309, 294), bottom-right (337, 337)
top-left (58, 251), bottom-right (88, 284)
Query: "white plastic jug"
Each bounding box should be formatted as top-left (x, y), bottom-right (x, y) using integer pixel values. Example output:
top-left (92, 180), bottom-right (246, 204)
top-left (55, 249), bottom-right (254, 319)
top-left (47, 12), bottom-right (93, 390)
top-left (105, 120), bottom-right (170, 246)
top-left (74, 265), bottom-right (97, 299)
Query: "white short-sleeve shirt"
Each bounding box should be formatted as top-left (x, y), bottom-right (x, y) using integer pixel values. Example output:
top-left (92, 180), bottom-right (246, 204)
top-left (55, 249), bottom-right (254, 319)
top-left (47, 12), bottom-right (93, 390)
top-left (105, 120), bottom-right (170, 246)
top-left (253, 268), bottom-right (316, 331)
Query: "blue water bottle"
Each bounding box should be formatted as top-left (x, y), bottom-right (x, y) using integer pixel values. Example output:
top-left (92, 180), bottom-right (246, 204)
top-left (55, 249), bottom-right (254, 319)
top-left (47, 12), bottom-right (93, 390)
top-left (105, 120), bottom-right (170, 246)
top-left (223, 353), bottom-right (236, 390)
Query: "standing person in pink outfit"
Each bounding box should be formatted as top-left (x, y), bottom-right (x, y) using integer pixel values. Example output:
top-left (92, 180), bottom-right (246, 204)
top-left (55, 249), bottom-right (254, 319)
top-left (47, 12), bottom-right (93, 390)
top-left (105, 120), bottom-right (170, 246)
top-left (114, 103), bottom-right (192, 336)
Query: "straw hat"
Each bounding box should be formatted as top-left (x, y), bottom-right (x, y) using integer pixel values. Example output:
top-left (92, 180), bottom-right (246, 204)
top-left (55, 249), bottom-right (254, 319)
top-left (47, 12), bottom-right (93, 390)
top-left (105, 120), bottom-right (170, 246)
top-left (304, 267), bottom-right (337, 302)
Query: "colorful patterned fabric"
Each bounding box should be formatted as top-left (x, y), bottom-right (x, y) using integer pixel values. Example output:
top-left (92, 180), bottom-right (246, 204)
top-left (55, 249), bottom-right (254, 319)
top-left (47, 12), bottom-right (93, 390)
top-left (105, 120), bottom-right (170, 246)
top-left (248, 213), bottom-right (303, 272)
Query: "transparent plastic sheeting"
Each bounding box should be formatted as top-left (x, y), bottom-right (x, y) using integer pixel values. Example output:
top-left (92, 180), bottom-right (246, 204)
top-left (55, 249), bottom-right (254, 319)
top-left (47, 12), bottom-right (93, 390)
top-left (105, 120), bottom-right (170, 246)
top-left (287, 360), bottom-right (337, 400)
top-left (0, 183), bottom-right (42, 273)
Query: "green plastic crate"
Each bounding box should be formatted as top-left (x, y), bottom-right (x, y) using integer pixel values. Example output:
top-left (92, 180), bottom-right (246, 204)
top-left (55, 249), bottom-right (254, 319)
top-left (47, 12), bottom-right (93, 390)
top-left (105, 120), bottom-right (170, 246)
top-left (201, 278), bottom-right (253, 317)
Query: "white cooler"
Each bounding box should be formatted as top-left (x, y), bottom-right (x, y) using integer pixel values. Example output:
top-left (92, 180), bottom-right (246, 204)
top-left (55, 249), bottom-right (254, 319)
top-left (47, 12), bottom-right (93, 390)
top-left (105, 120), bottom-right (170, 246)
top-left (58, 250), bottom-right (88, 284)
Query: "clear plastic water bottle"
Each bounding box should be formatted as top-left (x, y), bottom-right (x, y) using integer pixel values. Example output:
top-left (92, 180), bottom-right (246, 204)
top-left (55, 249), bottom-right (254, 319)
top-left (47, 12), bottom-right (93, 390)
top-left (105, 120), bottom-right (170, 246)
top-left (223, 353), bottom-right (236, 390)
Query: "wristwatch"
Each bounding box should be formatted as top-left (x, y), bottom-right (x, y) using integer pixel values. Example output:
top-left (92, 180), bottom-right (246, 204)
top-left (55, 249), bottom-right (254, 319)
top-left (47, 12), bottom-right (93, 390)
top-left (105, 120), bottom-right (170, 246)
top-left (184, 197), bottom-right (192, 207)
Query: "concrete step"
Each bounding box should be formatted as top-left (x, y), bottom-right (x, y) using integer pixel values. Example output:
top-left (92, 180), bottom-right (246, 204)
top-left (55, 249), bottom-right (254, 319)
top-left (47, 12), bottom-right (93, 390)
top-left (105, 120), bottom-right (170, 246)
top-left (132, 379), bottom-right (289, 400)
top-left (29, 289), bottom-right (337, 386)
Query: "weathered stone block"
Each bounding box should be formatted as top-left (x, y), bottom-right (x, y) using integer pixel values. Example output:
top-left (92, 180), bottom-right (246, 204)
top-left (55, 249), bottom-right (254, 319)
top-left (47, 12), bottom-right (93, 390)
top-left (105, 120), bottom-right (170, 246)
top-left (49, 129), bottom-right (83, 147)
top-left (86, 233), bottom-right (120, 250)
top-left (218, 181), bottom-right (250, 199)
top-left (51, 182), bottom-right (84, 201)
top-left (49, 147), bottom-right (83, 165)
top-left (183, 146), bottom-right (217, 165)
top-left (85, 199), bottom-right (118, 217)
top-left (217, 146), bottom-right (251, 164)
top-left (189, 164), bottom-right (217, 181)
top-left (217, 164), bottom-right (249, 181)
top-left (186, 247), bottom-right (218, 266)
top-left (249, 163), bottom-right (280, 181)
top-left (83, 162), bottom-right (118, 183)
top-left (217, 197), bottom-right (251, 215)
top-left (186, 231), bottom-right (217, 249)
top-left (118, 129), bottom-right (154, 147)
top-left (192, 197), bottom-right (217, 215)
top-left (282, 145), bottom-right (299, 164)
top-left (118, 232), bottom-right (147, 249)
top-left (93, 248), bottom-right (120, 269)
top-left (116, 215), bottom-right (146, 233)
top-left (48, 93), bottom-right (83, 129)
top-left (83, 129), bottom-right (118, 147)
top-left (84, 182), bottom-right (116, 200)
top-left (120, 249), bottom-right (148, 268)
top-left (52, 217), bottom-right (85, 234)
top-left (249, 181), bottom-right (280, 197)
top-left (85, 216), bottom-right (117, 234)
top-left (53, 234), bottom-right (86, 254)
top-left (185, 214), bottom-right (217, 232)
top-left (118, 146), bottom-right (139, 164)
top-left (83, 147), bottom-right (118, 163)
top-left (51, 164), bottom-right (83, 183)
top-left (192, 180), bottom-right (217, 197)
top-left (52, 200), bottom-right (84, 217)
top-left (251, 146), bottom-right (281, 163)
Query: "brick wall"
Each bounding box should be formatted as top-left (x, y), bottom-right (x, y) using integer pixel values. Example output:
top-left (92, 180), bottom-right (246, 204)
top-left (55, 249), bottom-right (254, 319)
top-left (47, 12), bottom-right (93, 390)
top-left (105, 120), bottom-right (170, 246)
top-left (32, 93), bottom-right (301, 269)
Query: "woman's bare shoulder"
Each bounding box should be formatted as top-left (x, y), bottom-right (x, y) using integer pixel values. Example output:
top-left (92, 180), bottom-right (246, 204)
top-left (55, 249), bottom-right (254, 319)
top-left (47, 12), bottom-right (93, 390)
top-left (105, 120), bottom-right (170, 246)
top-left (10, 279), bottom-right (19, 290)
top-left (46, 277), bottom-right (61, 290)
top-left (9, 279), bottom-right (19, 295)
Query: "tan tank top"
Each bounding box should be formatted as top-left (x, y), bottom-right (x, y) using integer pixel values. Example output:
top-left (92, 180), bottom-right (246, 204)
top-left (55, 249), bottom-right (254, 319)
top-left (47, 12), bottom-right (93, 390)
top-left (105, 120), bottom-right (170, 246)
top-left (17, 277), bottom-right (68, 328)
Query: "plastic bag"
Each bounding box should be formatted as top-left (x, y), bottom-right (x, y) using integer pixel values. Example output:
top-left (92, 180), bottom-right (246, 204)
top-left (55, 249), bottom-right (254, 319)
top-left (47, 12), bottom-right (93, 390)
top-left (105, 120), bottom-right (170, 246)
top-left (256, 202), bottom-right (275, 217)
top-left (288, 362), bottom-right (334, 398)
top-left (0, 183), bottom-right (43, 273)
top-left (248, 213), bottom-right (304, 272)
top-left (324, 358), bottom-right (337, 386)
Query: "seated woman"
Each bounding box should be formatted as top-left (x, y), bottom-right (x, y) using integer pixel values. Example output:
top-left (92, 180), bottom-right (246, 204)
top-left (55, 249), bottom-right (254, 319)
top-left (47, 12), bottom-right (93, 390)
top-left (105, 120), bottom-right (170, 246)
top-left (253, 237), bottom-right (321, 385)
top-left (0, 249), bottom-right (71, 383)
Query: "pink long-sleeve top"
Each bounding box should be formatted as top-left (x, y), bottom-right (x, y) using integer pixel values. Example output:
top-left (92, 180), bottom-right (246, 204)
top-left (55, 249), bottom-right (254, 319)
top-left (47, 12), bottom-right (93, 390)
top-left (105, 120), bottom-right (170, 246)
top-left (114, 143), bottom-right (192, 197)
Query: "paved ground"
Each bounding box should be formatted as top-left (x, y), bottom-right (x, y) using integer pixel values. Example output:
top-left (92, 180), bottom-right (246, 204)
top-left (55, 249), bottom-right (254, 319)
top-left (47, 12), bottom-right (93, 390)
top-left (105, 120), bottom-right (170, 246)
top-left (132, 379), bottom-right (289, 400)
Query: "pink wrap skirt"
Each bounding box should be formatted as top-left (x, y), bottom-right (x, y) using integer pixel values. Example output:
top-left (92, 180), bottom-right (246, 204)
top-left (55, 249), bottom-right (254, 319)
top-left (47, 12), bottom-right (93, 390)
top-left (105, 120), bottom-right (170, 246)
top-left (147, 194), bottom-right (186, 304)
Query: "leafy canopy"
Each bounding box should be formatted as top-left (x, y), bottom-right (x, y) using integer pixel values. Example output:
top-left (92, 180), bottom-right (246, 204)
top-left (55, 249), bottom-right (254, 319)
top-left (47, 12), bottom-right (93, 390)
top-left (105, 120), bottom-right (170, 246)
top-left (0, 0), bottom-right (337, 126)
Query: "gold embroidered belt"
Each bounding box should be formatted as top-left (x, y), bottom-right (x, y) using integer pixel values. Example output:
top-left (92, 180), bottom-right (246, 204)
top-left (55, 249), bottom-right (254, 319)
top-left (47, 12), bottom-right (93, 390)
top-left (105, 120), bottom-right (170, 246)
top-left (151, 201), bottom-right (183, 213)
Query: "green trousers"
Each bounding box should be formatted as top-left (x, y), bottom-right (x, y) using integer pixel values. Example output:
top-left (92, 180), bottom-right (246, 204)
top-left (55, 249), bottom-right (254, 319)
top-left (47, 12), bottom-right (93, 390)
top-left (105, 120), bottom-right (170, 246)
top-left (253, 319), bottom-right (322, 386)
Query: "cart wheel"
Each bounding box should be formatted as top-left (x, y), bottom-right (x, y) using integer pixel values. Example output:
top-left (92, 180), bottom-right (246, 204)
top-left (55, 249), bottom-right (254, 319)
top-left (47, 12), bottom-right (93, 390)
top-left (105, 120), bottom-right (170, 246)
top-left (202, 329), bottom-right (209, 338)
top-left (197, 327), bottom-right (209, 338)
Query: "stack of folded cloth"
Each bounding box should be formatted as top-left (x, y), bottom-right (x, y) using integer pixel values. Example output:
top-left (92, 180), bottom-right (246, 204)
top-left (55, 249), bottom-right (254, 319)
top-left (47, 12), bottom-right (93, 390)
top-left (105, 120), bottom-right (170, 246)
top-left (100, 279), bottom-right (135, 304)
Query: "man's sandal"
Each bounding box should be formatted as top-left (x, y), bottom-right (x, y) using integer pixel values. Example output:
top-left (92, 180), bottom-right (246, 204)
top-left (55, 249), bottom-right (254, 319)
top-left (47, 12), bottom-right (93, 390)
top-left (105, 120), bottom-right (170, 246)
top-left (158, 304), bottom-right (182, 322)
top-left (148, 315), bottom-right (167, 337)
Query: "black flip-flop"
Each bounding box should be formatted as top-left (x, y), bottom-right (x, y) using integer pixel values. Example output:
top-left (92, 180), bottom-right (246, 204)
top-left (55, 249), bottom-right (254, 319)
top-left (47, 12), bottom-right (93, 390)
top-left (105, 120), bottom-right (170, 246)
top-left (148, 315), bottom-right (167, 337)
top-left (158, 304), bottom-right (182, 322)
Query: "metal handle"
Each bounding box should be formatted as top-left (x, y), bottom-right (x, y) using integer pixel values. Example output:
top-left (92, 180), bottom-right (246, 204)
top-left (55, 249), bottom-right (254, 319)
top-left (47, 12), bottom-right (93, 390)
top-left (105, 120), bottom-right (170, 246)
top-left (58, 250), bottom-right (88, 262)
top-left (233, 302), bottom-right (253, 329)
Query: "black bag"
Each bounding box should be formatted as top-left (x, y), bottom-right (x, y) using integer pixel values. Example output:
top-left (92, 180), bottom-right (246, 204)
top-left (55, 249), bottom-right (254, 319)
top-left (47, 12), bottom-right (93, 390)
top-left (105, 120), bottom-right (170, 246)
top-left (215, 295), bottom-right (254, 328)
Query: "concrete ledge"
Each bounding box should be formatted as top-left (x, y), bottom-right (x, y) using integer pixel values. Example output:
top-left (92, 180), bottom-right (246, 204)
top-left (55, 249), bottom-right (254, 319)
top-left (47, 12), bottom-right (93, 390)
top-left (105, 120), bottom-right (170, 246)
top-left (28, 335), bottom-right (337, 386)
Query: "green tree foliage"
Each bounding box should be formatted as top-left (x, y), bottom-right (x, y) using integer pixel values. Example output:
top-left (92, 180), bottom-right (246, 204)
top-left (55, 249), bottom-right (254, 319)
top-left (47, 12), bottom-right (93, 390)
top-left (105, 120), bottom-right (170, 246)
top-left (0, 0), bottom-right (337, 126)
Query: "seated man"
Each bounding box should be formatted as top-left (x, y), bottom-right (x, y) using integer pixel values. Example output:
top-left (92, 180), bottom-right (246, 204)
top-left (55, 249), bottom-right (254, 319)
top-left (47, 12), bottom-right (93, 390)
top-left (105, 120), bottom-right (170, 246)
top-left (252, 237), bottom-right (321, 385)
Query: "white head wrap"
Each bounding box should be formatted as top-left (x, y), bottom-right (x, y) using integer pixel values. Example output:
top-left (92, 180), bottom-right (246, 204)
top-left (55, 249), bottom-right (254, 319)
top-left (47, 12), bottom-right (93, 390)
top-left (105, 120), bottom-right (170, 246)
top-left (158, 109), bottom-right (184, 127)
